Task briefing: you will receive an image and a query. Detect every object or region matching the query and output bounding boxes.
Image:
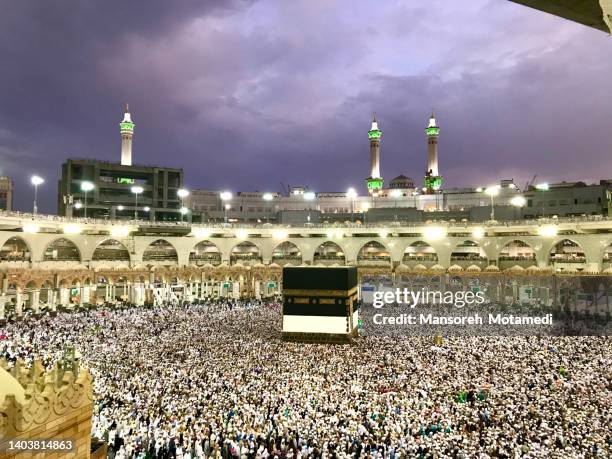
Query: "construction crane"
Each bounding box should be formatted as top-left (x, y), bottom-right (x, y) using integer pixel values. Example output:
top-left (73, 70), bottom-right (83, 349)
top-left (525, 174), bottom-right (538, 191)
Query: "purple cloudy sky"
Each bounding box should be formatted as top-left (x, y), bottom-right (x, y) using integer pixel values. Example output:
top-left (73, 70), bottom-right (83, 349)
top-left (1, 0), bottom-right (611, 213)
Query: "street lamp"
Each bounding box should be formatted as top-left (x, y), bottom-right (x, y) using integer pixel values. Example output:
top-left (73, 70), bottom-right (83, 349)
top-left (131, 186), bottom-right (143, 220)
top-left (535, 183), bottom-right (549, 217)
top-left (177, 188), bottom-right (190, 222)
top-left (74, 202), bottom-right (83, 210)
top-left (303, 191), bottom-right (315, 223)
top-left (411, 190), bottom-right (419, 208)
top-left (220, 191), bottom-right (232, 223)
top-left (80, 181), bottom-right (94, 218)
top-left (510, 195), bottom-right (526, 220)
top-left (390, 189), bottom-right (402, 207)
top-left (347, 188), bottom-right (357, 216)
top-left (30, 175), bottom-right (44, 214)
top-left (484, 185), bottom-right (500, 221)
top-left (510, 196), bottom-right (526, 207)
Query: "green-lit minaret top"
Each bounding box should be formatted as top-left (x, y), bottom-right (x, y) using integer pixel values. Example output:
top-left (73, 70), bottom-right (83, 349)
top-left (425, 110), bottom-right (439, 136)
top-left (368, 113), bottom-right (382, 139)
top-left (119, 104), bottom-right (134, 134)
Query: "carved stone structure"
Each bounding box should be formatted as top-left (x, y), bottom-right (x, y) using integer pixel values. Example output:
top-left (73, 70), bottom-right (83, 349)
top-left (0, 358), bottom-right (95, 458)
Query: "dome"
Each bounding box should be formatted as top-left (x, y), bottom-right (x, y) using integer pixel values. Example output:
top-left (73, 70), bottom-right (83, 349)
top-left (0, 366), bottom-right (25, 405)
top-left (389, 175), bottom-right (415, 189)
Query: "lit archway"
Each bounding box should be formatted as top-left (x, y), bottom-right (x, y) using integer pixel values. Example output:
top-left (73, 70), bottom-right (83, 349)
top-left (272, 241), bottom-right (302, 265)
top-left (0, 237), bottom-right (31, 262)
top-left (43, 238), bottom-right (81, 262)
top-left (498, 240), bottom-right (535, 269)
top-left (357, 241), bottom-right (390, 264)
top-left (314, 241), bottom-right (345, 265)
top-left (403, 241), bottom-right (438, 265)
top-left (230, 241), bottom-right (261, 265)
top-left (604, 244), bottom-right (612, 268)
top-left (143, 239), bottom-right (178, 264)
top-left (549, 239), bottom-right (586, 271)
top-left (92, 239), bottom-right (131, 262)
top-left (450, 240), bottom-right (487, 267)
top-left (189, 241), bottom-right (221, 266)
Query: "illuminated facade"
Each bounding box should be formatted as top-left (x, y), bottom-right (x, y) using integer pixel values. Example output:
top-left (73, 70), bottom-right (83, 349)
top-left (57, 159), bottom-right (185, 221)
top-left (1, 211), bottom-right (612, 320)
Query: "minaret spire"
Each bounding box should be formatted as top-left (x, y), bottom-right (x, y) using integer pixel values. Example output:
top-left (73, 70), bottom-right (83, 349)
top-left (366, 113), bottom-right (383, 195)
top-left (424, 111), bottom-right (442, 193)
top-left (119, 104), bottom-right (135, 166)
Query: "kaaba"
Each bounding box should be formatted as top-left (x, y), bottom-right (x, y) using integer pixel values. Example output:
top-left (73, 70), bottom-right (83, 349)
top-left (282, 266), bottom-right (359, 343)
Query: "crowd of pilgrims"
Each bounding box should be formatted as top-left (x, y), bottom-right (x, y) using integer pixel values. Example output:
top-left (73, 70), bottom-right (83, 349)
top-left (1, 300), bottom-right (610, 458)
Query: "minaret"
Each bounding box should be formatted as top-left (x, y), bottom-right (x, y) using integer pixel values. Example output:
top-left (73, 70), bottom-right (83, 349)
top-left (120, 104), bottom-right (135, 166)
top-left (366, 113), bottom-right (384, 194)
top-left (424, 111), bottom-right (442, 192)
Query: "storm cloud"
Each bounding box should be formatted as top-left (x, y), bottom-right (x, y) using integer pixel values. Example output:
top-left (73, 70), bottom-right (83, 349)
top-left (0, 0), bottom-right (611, 212)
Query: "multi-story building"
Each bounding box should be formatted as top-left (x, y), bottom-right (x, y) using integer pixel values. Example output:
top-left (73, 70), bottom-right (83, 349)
top-left (57, 107), bottom-right (185, 221)
top-left (58, 159), bottom-right (184, 221)
top-left (522, 180), bottom-right (612, 218)
top-left (0, 177), bottom-right (13, 211)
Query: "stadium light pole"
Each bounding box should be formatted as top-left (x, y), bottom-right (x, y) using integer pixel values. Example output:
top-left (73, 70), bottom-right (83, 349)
top-left (347, 188), bottom-right (357, 217)
top-left (304, 191), bottom-right (315, 223)
top-left (390, 189), bottom-right (402, 208)
top-left (80, 181), bottom-right (94, 218)
top-left (131, 186), bottom-right (144, 220)
top-left (177, 188), bottom-right (190, 222)
top-left (484, 185), bottom-right (501, 221)
top-left (535, 182), bottom-right (549, 217)
top-left (510, 195), bottom-right (527, 220)
top-left (220, 191), bottom-right (232, 223)
top-left (31, 175), bottom-right (44, 215)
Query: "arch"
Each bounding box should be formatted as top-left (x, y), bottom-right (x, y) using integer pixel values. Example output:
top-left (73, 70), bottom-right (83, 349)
top-left (357, 241), bottom-right (390, 264)
top-left (314, 241), bottom-right (346, 265)
top-left (143, 239), bottom-right (178, 263)
top-left (450, 240), bottom-right (487, 261)
top-left (0, 236), bottom-right (31, 262)
top-left (39, 280), bottom-right (54, 304)
top-left (97, 275), bottom-right (109, 284)
top-left (403, 241), bottom-right (438, 263)
top-left (497, 240), bottom-right (535, 269)
top-left (189, 240), bottom-right (221, 266)
top-left (43, 238), bottom-right (81, 262)
top-left (549, 239), bottom-right (586, 270)
top-left (604, 243), bottom-right (612, 267)
top-left (230, 241), bottom-right (262, 265)
top-left (272, 241), bottom-right (302, 265)
top-left (25, 280), bottom-right (38, 290)
top-left (92, 239), bottom-right (131, 262)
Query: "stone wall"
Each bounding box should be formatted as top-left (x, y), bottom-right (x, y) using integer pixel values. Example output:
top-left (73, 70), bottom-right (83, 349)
top-left (0, 359), bottom-right (94, 458)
